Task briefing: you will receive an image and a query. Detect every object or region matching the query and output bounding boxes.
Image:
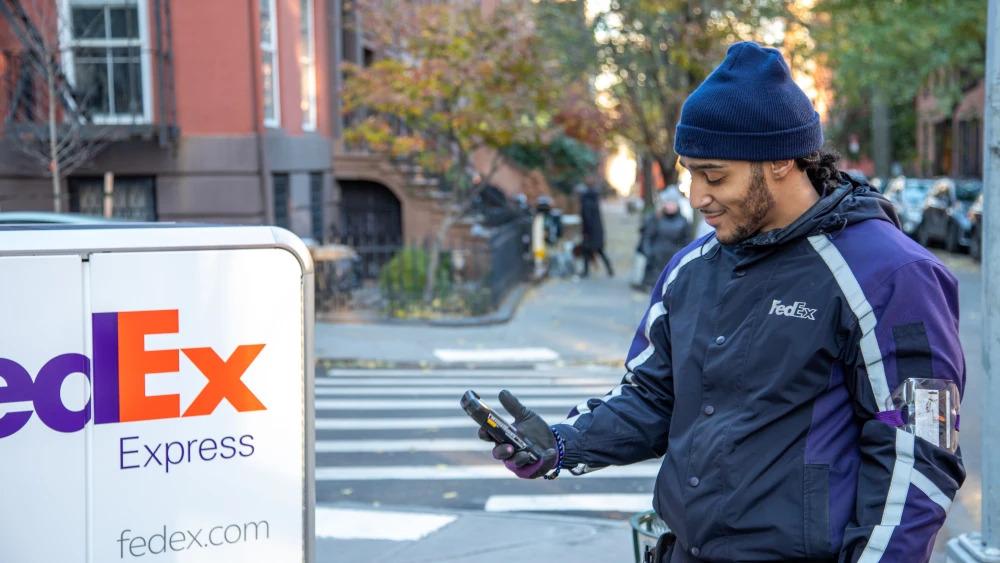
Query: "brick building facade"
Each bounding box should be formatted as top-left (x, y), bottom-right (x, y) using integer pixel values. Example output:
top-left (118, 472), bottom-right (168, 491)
top-left (0, 0), bottom-right (546, 245)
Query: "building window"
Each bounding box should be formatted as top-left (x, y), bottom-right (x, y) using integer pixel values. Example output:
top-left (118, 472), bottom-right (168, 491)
top-left (299, 0), bottom-right (317, 131)
top-left (959, 119), bottom-right (982, 178)
top-left (341, 0), bottom-right (357, 65)
top-left (273, 173), bottom-right (290, 228)
top-left (68, 176), bottom-right (157, 220)
top-left (64, 0), bottom-right (150, 123)
top-left (309, 172), bottom-right (324, 241)
top-left (933, 121), bottom-right (953, 176)
top-left (261, 0), bottom-right (280, 127)
top-left (924, 122), bottom-right (934, 176)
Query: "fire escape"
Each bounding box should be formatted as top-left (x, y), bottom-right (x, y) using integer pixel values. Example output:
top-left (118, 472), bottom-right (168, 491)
top-left (0, 0), bottom-right (178, 149)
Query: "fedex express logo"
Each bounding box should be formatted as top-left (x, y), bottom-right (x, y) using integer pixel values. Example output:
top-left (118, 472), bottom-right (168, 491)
top-left (0, 309), bottom-right (266, 439)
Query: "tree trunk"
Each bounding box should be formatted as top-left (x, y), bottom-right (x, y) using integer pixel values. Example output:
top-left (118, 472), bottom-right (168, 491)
top-left (422, 207), bottom-right (459, 305)
top-left (654, 152), bottom-right (678, 186)
top-left (47, 60), bottom-right (61, 213)
top-left (871, 89), bottom-right (892, 179)
top-left (420, 146), bottom-right (498, 305)
top-left (641, 154), bottom-right (655, 211)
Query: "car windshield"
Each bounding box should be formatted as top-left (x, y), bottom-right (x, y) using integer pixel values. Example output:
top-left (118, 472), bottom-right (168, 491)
top-left (902, 180), bottom-right (930, 206)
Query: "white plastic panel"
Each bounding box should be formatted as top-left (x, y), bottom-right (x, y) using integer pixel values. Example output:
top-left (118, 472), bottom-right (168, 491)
top-left (0, 255), bottom-right (88, 563)
top-left (87, 249), bottom-right (305, 562)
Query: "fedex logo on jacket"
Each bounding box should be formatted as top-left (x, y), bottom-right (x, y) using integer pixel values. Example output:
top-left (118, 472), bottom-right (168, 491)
top-left (0, 309), bottom-right (266, 438)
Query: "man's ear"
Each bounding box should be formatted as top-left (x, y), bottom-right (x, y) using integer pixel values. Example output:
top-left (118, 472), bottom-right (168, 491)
top-left (769, 159), bottom-right (796, 180)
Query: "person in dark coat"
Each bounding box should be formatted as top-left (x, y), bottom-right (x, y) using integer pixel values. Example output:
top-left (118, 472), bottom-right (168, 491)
top-left (641, 189), bottom-right (691, 288)
top-left (577, 181), bottom-right (614, 277)
top-left (478, 42), bottom-right (965, 563)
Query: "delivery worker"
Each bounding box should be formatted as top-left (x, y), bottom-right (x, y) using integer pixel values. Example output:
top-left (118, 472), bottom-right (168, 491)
top-left (477, 42), bottom-right (965, 562)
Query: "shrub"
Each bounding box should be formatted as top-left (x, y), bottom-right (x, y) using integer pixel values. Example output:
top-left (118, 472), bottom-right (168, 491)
top-left (379, 247), bottom-right (452, 300)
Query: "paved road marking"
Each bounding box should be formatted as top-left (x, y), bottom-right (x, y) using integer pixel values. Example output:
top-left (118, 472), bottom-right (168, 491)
top-left (316, 377), bottom-right (620, 387)
top-left (315, 413), bottom-right (569, 430)
top-left (323, 369), bottom-right (591, 378)
top-left (316, 364), bottom-right (624, 381)
top-left (484, 494), bottom-right (653, 513)
top-left (316, 463), bottom-right (661, 480)
top-left (316, 398), bottom-right (584, 410)
top-left (316, 439), bottom-right (491, 453)
top-left (315, 507), bottom-right (455, 541)
top-left (315, 385), bottom-right (610, 397)
top-left (433, 348), bottom-right (560, 363)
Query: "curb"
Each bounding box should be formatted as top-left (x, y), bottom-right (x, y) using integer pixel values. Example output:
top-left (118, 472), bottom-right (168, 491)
top-left (428, 283), bottom-right (529, 327)
top-left (318, 281), bottom-right (533, 327)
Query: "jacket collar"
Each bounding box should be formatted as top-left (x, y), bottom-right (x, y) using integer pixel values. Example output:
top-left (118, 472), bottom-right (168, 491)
top-left (730, 172), bottom-right (899, 251)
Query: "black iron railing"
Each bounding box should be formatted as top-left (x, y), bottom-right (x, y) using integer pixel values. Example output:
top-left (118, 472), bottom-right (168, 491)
top-left (313, 217), bottom-right (531, 318)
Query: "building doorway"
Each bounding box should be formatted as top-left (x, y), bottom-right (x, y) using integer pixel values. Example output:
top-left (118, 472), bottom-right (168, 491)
top-left (337, 180), bottom-right (402, 278)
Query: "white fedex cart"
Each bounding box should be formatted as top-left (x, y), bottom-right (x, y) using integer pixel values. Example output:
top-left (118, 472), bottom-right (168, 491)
top-left (0, 225), bottom-right (315, 563)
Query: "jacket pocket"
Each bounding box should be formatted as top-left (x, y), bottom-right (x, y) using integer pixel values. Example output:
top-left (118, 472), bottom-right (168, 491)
top-left (803, 464), bottom-right (831, 558)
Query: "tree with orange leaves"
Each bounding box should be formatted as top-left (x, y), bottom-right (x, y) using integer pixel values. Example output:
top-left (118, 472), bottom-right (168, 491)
top-left (342, 0), bottom-right (599, 302)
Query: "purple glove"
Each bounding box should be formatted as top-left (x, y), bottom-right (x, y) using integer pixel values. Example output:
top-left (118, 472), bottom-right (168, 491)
top-left (487, 442), bottom-right (555, 478)
top-left (476, 390), bottom-right (559, 479)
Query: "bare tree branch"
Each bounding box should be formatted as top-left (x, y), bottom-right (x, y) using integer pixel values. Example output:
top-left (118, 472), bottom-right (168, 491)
top-left (2, 0), bottom-right (122, 209)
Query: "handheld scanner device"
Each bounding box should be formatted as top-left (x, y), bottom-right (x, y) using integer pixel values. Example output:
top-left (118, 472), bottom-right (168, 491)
top-left (461, 390), bottom-right (540, 462)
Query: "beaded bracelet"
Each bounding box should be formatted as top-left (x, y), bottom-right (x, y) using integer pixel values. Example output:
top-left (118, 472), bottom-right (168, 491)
top-left (543, 426), bottom-right (566, 480)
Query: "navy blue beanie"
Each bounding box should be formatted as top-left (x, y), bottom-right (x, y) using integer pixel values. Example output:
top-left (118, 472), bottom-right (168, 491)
top-left (674, 42), bottom-right (823, 161)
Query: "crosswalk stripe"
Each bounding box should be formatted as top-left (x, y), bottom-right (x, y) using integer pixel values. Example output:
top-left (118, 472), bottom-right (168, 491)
top-left (433, 348), bottom-right (560, 363)
top-left (315, 386), bottom-right (612, 397)
top-left (316, 377), bottom-right (620, 387)
top-left (324, 364), bottom-right (624, 381)
top-left (315, 414), bottom-right (568, 430)
top-left (316, 439), bottom-right (487, 453)
top-left (311, 365), bottom-right (655, 517)
top-left (322, 369), bottom-right (586, 378)
top-left (316, 463), bottom-right (661, 480)
top-left (484, 494), bottom-right (653, 513)
top-left (315, 398), bottom-right (583, 410)
top-left (315, 507), bottom-right (456, 541)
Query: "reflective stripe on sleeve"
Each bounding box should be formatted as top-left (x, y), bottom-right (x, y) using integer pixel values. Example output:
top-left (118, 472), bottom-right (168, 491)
top-left (858, 430), bottom-right (916, 563)
top-left (808, 234), bottom-right (891, 410)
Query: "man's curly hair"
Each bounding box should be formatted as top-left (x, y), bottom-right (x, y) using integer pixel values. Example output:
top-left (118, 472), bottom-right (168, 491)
top-left (795, 149), bottom-right (842, 196)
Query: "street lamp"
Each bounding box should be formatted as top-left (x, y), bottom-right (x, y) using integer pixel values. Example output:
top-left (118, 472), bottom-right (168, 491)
top-left (947, 0), bottom-right (1000, 561)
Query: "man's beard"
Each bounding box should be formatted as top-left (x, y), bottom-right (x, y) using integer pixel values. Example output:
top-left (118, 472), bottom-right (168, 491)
top-left (718, 163), bottom-right (774, 245)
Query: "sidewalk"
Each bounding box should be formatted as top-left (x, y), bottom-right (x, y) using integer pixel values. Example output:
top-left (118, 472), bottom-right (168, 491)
top-left (315, 504), bottom-right (636, 563)
top-left (316, 199), bottom-right (648, 366)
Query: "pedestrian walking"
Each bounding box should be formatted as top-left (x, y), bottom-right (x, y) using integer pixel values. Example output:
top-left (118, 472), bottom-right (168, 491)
top-left (639, 188), bottom-right (691, 289)
top-left (577, 179), bottom-right (614, 277)
top-left (476, 42), bottom-right (964, 563)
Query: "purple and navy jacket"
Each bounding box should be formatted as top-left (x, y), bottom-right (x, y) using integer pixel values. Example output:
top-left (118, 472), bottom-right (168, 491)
top-left (553, 176), bottom-right (966, 562)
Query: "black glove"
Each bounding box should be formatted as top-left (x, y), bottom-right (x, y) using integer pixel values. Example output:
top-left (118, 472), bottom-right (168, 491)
top-left (477, 390), bottom-right (559, 479)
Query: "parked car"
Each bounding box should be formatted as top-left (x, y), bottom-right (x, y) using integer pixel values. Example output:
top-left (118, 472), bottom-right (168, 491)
top-left (916, 178), bottom-right (983, 252)
top-left (969, 193), bottom-right (983, 261)
top-left (0, 211), bottom-right (120, 225)
top-left (884, 177), bottom-right (932, 236)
